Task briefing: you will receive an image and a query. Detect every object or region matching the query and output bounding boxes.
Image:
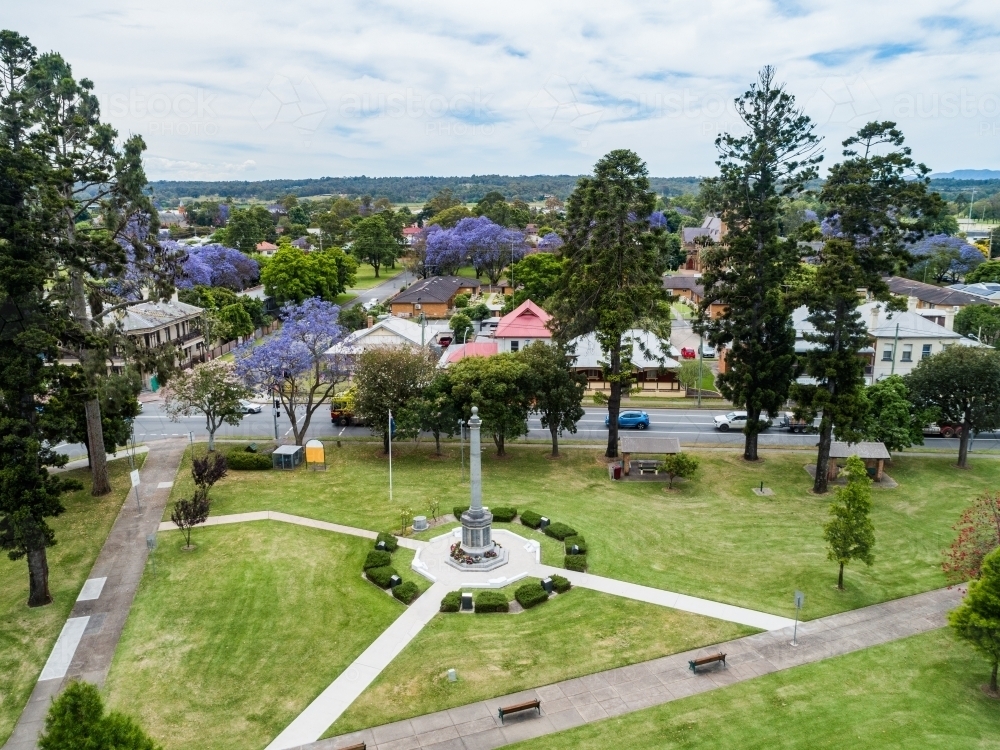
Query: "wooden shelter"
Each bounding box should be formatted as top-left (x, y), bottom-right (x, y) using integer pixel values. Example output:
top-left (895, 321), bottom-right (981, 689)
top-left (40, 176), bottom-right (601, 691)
top-left (618, 436), bottom-right (682, 476)
top-left (828, 442), bottom-right (891, 481)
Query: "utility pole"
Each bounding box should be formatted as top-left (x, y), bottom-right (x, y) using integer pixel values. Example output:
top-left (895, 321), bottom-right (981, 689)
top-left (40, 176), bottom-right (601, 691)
top-left (697, 330), bottom-right (704, 408)
top-left (388, 409), bottom-right (393, 504)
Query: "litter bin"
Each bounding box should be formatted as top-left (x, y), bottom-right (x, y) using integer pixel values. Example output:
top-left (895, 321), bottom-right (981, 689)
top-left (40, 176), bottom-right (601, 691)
top-left (613, 464), bottom-right (622, 480)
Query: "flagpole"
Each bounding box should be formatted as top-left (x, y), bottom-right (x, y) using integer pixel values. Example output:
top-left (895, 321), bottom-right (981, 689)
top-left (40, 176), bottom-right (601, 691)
top-left (388, 409), bottom-right (393, 504)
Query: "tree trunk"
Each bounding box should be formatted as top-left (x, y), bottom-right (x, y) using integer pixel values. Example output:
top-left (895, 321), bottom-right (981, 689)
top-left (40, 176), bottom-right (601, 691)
top-left (85, 398), bottom-right (111, 495)
top-left (434, 429), bottom-right (441, 456)
top-left (837, 562), bottom-right (844, 590)
top-left (743, 407), bottom-right (761, 461)
top-left (208, 429), bottom-right (216, 452)
top-left (606, 340), bottom-right (622, 459)
top-left (813, 416), bottom-right (834, 493)
top-left (549, 424), bottom-right (559, 458)
top-left (992, 660), bottom-right (998, 692)
top-left (383, 432), bottom-right (390, 455)
top-left (27, 547), bottom-right (52, 607)
top-left (495, 431), bottom-right (506, 457)
top-left (957, 412), bottom-right (972, 468)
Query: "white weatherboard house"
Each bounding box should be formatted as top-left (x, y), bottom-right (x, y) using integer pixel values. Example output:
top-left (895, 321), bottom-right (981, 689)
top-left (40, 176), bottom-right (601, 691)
top-left (326, 316), bottom-right (449, 355)
top-left (793, 302), bottom-right (980, 384)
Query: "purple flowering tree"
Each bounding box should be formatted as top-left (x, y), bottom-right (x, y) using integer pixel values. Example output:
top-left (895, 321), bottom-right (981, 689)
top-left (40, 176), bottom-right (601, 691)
top-left (233, 298), bottom-right (351, 445)
top-left (177, 243), bottom-right (259, 290)
top-left (910, 234), bottom-right (984, 282)
top-left (424, 224), bottom-right (467, 276)
top-left (537, 232), bottom-right (564, 251)
top-left (452, 216), bottom-right (527, 284)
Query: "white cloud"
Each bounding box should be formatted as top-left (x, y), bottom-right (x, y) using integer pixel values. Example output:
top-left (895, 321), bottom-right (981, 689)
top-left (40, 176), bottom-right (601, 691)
top-left (8, 0), bottom-right (1000, 180)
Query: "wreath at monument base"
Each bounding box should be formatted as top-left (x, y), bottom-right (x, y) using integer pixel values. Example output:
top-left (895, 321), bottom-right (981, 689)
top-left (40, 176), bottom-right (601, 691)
top-left (450, 541), bottom-right (501, 565)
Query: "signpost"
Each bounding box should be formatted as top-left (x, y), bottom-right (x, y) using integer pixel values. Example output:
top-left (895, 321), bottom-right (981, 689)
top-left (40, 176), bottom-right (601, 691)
top-left (792, 590), bottom-right (805, 646)
top-left (129, 469), bottom-right (142, 512)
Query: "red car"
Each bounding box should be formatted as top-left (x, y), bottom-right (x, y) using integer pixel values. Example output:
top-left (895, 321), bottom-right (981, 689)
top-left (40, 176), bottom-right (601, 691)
top-left (681, 347), bottom-right (697, 359)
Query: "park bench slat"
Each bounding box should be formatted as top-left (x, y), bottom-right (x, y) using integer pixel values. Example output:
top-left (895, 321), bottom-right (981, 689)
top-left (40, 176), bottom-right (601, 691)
top-left (688, 652), bottom-right (726, 672)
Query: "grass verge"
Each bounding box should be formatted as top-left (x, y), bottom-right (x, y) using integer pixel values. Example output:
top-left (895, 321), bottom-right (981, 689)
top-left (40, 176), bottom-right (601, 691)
top-left (0, 457), bottom-right (143, 745)
top-left (326, 587), bottom-right (756, 736)
top-left (348, 264), bottom-right (404, 290)
top-left (509, 630), bottom-right (1000, 749)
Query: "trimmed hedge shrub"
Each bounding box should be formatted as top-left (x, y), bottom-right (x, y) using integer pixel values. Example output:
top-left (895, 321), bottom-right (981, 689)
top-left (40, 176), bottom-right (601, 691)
top-left (375, 532), bottom-right (398, 552)
top-left (366, 565), bottom-right (398, 589)
top-left (363, 550), bottom-right (392, 570)
top-left (453, 506), bottom-right (467, 520)
top-left (474, 590), bottom-right (509, 613)
top-left (440, 591), bottom-right (462, 612)
top-left (544, 522), bottom-right (578, 541)
top-left (393, 581), bottom-right (420, 604)
top-left (520, 510), bottom-right (543, 529)
top-left (564, 535), bottom-right (588, 554)
top-left (490, 506), bottom-right (517, 522)
top-left (550, 574), bottom-right (572, 593)
top-left (565, 554), bottom-right (587, 572)
top-left (227, 451), bottom-right (272, 470)
top-left (514, 582), bottom-right (549, 609)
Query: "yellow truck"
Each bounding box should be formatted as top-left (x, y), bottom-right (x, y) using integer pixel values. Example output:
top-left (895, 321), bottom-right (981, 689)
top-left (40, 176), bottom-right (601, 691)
top-left (330, 388), bottom-right (365, 426)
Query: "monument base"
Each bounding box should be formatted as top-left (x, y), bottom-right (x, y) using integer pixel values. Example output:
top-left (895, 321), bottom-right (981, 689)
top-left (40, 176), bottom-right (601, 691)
top-left (445, 541), bottom-right (509, 572)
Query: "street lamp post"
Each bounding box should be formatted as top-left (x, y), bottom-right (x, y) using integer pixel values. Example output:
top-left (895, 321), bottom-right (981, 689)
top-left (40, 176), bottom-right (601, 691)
top-left (458, 419), bottom-right (466, 482)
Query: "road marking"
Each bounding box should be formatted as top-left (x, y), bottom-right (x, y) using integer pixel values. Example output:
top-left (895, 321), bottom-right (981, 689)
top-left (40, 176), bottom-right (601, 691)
top-left (39, 617), bottom-right (90, 681)
top-left (77, 577), bottom-right (107, 602)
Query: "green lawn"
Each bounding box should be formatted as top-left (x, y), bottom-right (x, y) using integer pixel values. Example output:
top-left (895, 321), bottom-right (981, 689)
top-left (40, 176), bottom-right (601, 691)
top-left (327, 587), bottom-right (757, 736)
top-left (103, 522), bottom-right (410, 750)
top-left (0, 457), bottom-right (144, 746)
top-left (169, 443), bottom-right (995, 619)
top-left (349, 264), bottom-right (404, 290)
top-left (333, 293), bottom-right (358, 306)
top-left (511, 630), bottom-right (1000, 750)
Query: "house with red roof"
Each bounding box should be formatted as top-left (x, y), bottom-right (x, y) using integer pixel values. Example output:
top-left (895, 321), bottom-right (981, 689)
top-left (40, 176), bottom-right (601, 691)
top-left (494, 299), bottom-right (552, 353)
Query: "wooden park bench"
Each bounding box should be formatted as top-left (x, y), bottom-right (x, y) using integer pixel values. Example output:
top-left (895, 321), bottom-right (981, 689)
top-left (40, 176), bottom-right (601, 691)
top-left (498, 698), bottom-right (541, 724)
top-left (632, 459), bottom-right (660, 475)
top-left (688, 652), bottom-right (726, 672)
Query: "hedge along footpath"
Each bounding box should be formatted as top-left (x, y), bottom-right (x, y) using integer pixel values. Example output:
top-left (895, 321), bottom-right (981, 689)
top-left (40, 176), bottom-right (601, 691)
top-left (521, 510), bottom-right (590, 572)
top-left (362, 531), bottom-right (423, 605)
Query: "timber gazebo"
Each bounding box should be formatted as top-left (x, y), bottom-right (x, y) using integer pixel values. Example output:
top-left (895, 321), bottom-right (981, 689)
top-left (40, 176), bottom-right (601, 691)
top-left (618, 436), bottom-right (682, 477)
top-left (828, 442), bottom-right (891, 481)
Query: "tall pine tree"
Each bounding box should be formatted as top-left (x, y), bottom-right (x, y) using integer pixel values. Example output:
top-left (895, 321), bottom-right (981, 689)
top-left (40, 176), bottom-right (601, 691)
top-left (551, 150), bottom-right (670, 458)
top-left (700, 66), bottom-right (821, 461)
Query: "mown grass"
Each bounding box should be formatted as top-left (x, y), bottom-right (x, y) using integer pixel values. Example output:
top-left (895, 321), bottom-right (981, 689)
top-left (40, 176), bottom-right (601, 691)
top-left (327, 587), bottom-right (757, 736)
top-left (167, 443), bottom-right (995, 619)
top-left (0, 457), bottom-right (144, 746)
top-left (510, 630), bottom-right (1000, 750)
top-left (103, 522), bottom-right (408, 750)
top-left (348, 264), bottom-right (404, 290)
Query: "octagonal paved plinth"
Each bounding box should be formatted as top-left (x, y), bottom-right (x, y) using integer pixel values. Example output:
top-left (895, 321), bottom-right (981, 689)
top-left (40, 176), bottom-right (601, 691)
top-left (412, 528), bottom-right (540, 589)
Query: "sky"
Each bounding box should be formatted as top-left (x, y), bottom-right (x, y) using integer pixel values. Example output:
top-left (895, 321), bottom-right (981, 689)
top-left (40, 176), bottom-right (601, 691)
top-left (9, 1), bottom-right (1000, 181)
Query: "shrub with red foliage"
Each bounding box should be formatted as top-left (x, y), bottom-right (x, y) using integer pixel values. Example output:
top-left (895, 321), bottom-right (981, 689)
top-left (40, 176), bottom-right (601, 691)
top-left (943, 492), bottom-right (1000, 584)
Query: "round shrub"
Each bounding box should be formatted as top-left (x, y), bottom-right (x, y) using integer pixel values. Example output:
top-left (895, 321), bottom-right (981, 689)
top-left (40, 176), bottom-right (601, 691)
top-left (514, 582), bottom-right (549, 609)
top-left (453, 506), bottom-right (468, 520)
top-left (564, 535), bottom-right (587, 554)
top-left (393, 581), bottom-right (420, 604)
top-left (520, 510), bottom-right (542, 529)
top-left (490, 506), bottom-right (517, 523)
top-left (363, 550), bottom-right (392, 571)
top-left (474, 590), bottom-right (509, 613)
top-left (440, 591), bottom-right (462, 612)
top-left (366, 565), bottom-right (398, 589)
top-left (550, 574), bottom-right (572, 593)
top-left (227, 451), bottom-right (272, 470)
top-left (544, 522), bottom-right (578, 541)
top-left (565, 554), bottom-right (587, 572)
top-left (375, 532), bottom-right (399, 552)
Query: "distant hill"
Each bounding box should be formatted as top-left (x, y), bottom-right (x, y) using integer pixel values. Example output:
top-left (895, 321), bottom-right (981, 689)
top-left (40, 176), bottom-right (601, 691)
top-left (931, 169), bottom-right (1000, 180)
top-left (147, 175), bottom-right (705, 203)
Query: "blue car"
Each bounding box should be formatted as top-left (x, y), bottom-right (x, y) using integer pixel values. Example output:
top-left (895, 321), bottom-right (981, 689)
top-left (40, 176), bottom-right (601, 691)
top-left (605, 411), bottom-right (650, 430)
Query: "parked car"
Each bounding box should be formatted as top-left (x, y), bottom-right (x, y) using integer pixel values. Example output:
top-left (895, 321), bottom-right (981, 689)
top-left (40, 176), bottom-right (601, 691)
top-left (714, 411), bottom-right (772, 432)
top-left (700, 343), bottom-right (716, 359)
top-left (362, 297), bottom-right (379, 311)
top-left (680, 347), bottom-right (697, 359)
top-left (239, 400), bottom-right (262, 414)
top-left (605, 411), bottom-right (651, 430)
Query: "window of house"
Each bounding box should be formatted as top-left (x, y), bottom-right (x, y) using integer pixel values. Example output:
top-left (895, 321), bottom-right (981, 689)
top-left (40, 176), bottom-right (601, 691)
top-left (510, 341), bottom-right (519, 352)
top-left (922, 344), bottom-right (932, 359)
top-left (901, 344), bottom-right (913, 362)
top-left (881, 345), bottom-right (893, 362)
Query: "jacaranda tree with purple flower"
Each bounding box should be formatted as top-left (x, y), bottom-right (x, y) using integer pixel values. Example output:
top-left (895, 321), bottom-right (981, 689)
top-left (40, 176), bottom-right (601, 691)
top-left (424, 224), bottom-right (467, 276)
top-left (175, 242), bottom-right (259, 290)
top-left (453, 216), bottom-right (527, 285)
top-left (234, 298), bottom-right (351, 446)
top-left (909, 234), bottom-right (984, 283)
top-left (537, 232), bottom-right (564, 251)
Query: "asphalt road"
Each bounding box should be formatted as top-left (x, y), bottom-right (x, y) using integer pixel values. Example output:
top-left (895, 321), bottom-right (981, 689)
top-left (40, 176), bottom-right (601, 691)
top-left (53, 403), bottom-right (998, 460)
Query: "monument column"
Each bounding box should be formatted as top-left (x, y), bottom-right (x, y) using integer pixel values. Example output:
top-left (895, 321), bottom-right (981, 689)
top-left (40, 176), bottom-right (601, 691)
top-left (460, 406), bottom-right (494, 554)
top-left (469, 406), bottom-right (482, 516)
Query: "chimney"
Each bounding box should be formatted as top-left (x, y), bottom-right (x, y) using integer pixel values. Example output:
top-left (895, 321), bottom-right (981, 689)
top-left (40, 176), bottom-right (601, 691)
top-left (870, 304), bottom-right (880, 332)
top-left (366, 315), bottom-right (374, 328)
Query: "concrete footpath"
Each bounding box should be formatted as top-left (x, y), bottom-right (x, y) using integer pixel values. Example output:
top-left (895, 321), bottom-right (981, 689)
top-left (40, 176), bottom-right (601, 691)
top-left (3, 440), bottom-right (186, 750)
top-left (313, 586), bottom-right (962, 750)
